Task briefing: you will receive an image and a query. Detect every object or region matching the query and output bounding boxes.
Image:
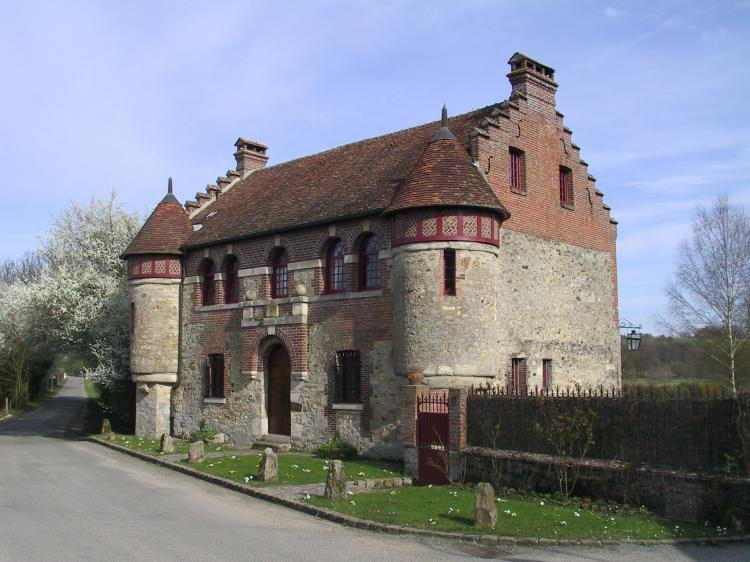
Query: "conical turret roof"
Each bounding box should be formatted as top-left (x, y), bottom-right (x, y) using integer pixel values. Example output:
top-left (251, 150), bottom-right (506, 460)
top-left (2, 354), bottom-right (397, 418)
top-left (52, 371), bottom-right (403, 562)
top-left (122, 179), bottom-right (193, 257)
top-left (384, 108), bottom-right (509, 218)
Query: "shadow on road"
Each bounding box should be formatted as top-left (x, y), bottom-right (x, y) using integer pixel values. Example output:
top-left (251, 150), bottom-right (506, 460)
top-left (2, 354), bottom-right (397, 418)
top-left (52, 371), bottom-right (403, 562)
top-left (0, 378), bottom-right (91, 440)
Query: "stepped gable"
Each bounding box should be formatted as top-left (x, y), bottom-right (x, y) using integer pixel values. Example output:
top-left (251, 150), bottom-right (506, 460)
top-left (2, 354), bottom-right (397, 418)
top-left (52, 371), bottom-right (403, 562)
top-left (185, 106), bottom-right (499, 248)
top-left (122, 179), bottom-right (193, 257)
top-left (384, 107), bottom-right (509, 218)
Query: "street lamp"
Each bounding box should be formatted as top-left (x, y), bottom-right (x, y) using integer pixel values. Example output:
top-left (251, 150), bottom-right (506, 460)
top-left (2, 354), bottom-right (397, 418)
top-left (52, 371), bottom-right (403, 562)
top-left (625, 329), bottom-right (641, 351)
top-left (619, 321), bottom-right (642, 352)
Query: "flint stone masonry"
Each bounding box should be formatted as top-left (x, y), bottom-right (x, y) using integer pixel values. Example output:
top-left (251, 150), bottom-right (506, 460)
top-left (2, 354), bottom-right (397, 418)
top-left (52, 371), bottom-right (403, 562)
top-left (475, 482), bottom-right (498, 529)
top-left (259, 448), bottom-right (278, 482)
top-left (324, 460), bottom-right (347, 500)
top-left (188, 440), bottom-right (205, 463)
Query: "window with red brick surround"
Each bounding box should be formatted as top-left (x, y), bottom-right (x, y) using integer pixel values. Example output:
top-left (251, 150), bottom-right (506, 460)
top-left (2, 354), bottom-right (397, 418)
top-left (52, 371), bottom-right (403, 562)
top-left (443, 248), bottom-right (456, 296)
top-left (335, 350), bottom-right (361, 403)
top-left (326, 240), bottom-right (346, 294)
top-left (511, 357), bottom-right (527, 394)
top-left (271, 248), bottom-right (289, 298)
top-left (559, 166), bottom-right (574, 207)
top-left (509, 147), bottom-right (525, 194)
top-left (205, 354), bottom-right (225, 398)
top-left (542, 359), bottom-right (552, 393)
top-left (359, 234), bottom-right (380, 290)
top-left (224, 255), bottom-right (240, 304)
top-left (201, 259), bottom-right (216, 306)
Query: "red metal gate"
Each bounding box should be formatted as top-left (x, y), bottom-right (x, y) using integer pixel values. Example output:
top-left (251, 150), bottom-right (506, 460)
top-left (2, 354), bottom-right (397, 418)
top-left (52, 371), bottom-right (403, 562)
top-left (417, 392), bottom-right (450, 485)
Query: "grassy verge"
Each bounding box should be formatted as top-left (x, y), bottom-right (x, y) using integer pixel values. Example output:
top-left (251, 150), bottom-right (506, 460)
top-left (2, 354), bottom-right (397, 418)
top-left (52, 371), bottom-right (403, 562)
top-left (6, 378), bottom-right (68, 417)
top-left (306, 486), bottom-right (734, 540)
top-left (181, 452), bottom-right (403, 486)
top-left (100, 433), bottom-right (231, 456)
top-left (84, 378), bottom-right (101, 401)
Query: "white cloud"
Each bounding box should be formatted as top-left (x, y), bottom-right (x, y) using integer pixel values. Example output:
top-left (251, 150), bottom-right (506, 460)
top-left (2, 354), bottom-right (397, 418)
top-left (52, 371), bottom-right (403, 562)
top-left (604, 6), bottom-right (625, 18)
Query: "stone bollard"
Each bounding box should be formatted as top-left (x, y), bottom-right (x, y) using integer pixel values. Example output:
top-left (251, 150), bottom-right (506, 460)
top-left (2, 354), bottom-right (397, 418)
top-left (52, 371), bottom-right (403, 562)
top-left (101, 418), bottom-right (115, 441)
top-left (209, 432), bottom-right (227, 445)
top-left (188, 440), bottom-right (205, 463)
top-left (258, 447), bottom-right (278, 482)
top-left (474, 482), bottom-right (498, 529)
top-left (324, 460), bottom-right (347, 501)
top-left (160, 433), bottom-right (176, 454)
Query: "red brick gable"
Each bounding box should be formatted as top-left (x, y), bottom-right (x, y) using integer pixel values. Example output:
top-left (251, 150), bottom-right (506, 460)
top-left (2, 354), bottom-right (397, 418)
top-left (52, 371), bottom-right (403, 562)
top-left (385, 134), bottom-right (509, 218)
top-left (185, 107), bottom-right (499, 248)
top-left (122, 193), bottom-right (193, 257)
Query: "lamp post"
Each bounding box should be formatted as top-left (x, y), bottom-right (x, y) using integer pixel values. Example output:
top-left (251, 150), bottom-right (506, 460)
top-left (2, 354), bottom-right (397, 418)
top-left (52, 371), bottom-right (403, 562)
top-left (619, 321), bottom-right (642, 351)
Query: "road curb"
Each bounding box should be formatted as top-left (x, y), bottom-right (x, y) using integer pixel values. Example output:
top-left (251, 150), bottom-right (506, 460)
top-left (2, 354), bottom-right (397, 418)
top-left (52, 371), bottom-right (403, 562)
top-left (84, 437), bottom-right (750, 547)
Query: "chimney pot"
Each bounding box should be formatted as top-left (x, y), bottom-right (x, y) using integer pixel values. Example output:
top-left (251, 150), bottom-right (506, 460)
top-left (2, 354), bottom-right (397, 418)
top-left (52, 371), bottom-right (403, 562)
top-left (234, 137), bottom-right (269, 178)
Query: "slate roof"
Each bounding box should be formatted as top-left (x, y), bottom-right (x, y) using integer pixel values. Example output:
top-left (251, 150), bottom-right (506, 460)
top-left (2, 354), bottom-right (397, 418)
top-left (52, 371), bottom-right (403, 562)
top-left (185, 105), bottom-right (502, 248)
top-left (122, 192), bottom-right (193, 257)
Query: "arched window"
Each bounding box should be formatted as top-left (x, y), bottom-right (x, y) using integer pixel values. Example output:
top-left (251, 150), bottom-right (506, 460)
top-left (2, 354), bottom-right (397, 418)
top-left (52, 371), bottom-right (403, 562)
top-left (326, 240), bottom-right (346, 294)
top-left (224, 255), bottom-right (240, 304)
top-left (271, 248), bottom-right (289, 298)
top-left (201, 259), bottom-right (216, 306)
top-left (359, 234), bottom-right (380, 290)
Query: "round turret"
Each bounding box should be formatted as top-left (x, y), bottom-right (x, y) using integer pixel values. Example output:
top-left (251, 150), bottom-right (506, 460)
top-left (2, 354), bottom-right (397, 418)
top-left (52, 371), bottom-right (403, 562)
top-left (386, 109), bottom-right (509, 387)
top-left (122, 178), bottom-right (193, 436)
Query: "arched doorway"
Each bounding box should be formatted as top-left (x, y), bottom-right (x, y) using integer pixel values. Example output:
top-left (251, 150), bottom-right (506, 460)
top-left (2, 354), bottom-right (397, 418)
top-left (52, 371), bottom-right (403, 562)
top-left (266, 344), bottom-right (291, 435)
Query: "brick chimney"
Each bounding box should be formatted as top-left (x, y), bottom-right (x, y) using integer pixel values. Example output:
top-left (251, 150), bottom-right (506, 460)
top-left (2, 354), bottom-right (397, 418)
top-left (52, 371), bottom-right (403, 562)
top-left (507, 52), bottom-right (557, 108)
top-left (234, 138), bottom-right (269, 178)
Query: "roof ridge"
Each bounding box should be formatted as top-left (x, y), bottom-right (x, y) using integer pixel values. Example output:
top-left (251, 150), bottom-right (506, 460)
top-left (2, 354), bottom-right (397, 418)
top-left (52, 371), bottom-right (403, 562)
top-left (252, 102), bottom-right (505, 176)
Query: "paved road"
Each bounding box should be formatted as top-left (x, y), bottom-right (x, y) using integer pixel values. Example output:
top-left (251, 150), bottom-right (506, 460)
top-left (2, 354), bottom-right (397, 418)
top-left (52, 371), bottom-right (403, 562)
top-left (0, 378), bottom-right (747, 562)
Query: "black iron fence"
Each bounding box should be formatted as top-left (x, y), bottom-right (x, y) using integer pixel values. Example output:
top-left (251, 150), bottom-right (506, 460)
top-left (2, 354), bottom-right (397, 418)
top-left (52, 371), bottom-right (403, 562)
top-left (467, 385), bottom-right (749, 471)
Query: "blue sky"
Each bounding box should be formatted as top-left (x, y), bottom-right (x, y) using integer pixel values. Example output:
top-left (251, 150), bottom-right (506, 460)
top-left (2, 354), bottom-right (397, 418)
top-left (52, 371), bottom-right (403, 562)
top-left (1, 0), bottom-right (749, 333)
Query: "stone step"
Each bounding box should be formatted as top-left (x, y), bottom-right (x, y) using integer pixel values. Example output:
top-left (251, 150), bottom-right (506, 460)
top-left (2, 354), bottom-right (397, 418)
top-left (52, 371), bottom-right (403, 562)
top-left (254, 434), bottom-right (291, 452)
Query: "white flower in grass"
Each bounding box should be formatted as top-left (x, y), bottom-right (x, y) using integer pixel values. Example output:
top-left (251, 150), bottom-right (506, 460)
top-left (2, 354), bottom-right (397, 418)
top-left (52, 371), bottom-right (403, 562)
top-left (390, 490), bottom-right (397, 496)
top-left (357, 472), bottom-right (366, 477)
top-left (229, 470), bottom-right (235, 474)
top-left (511, 512), bottom-right (517, 517)
top-left (350, 501), bottom-right (356, 506)
top-left (539, 501), bottom-right (544, 506)
top-left (347, 491), bottom-right (354, 496)
top-left (428, 484), bottom-right (432, 488)
top-left (231, 455), bottom-right (237, 460)
top-left (302, 468), bottom-right (311, 473)
top-left (243, 477), bottom-right (250, 483)
top-left (208, 463), bottom-right (214, 467)
top-left (305, 493), bottom-right (311, 500)
top-left (504, 509), bottom-right (511, 515)
top-left (560, 521), bottom-right (567, 526)
top-left (291, 464), bottom-right (299, 469)
top-left (574, 511), bottom-right (580, 517)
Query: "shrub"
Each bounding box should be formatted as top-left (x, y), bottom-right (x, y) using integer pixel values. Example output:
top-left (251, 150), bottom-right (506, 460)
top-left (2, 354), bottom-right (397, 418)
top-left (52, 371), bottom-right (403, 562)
top-left (316, 432), bottom-right (359, 460)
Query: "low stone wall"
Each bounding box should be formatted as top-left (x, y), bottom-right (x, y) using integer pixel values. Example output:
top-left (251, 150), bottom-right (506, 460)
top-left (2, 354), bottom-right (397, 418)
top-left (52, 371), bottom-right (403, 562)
top-left (463, 447), bottom-right (750, 530)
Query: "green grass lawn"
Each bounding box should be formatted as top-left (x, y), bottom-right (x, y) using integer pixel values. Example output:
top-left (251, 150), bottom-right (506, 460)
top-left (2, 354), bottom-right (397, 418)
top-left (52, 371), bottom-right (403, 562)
top-left (181, 452), bottom-right (403, 487)
top-left (306, 486), bottom-right (733, 540)
top-left (101, 433), bottom-right (230, 456)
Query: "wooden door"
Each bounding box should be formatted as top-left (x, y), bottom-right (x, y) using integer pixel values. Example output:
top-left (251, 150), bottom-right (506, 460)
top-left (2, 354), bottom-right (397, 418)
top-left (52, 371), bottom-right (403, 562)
top-left (267, 345), bottom-right (291, 435)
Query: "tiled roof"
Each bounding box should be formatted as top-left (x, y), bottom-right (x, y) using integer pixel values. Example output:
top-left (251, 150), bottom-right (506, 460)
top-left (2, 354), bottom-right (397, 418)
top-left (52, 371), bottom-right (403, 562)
top-left (185, 105), bottom-right (500, 248)
top-left (384, 128), bottom-right (509, 217)
top-left (122, 193), bottom-right (193, 257)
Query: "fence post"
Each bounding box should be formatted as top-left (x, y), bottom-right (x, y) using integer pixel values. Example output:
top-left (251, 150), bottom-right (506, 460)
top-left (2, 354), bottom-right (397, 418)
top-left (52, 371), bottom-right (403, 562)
top-left (400, 381), bottom-right (427, 478)
top-left (448, 388), bottom-right (468, 481)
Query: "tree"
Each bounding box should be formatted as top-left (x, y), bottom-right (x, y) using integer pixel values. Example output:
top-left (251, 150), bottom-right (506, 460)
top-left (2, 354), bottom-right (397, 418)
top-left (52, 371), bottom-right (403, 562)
top-left (666, 196), bottom-right (750, 397)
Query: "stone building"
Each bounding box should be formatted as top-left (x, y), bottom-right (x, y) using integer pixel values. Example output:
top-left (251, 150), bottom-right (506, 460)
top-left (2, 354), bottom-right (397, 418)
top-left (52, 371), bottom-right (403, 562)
top-left (123, 53), bottom-right (620, 456)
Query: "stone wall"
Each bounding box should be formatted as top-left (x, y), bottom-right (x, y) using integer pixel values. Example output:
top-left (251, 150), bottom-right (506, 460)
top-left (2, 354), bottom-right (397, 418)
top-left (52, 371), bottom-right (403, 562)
top-left (393, 241), bottom-right (499, 385)
top-left (463, 447), bottom-right (750, 528)
top-left (129, 279), bottom-right (181, 377)
top-left (495, 229), bottom-right (620, 389)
